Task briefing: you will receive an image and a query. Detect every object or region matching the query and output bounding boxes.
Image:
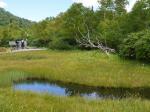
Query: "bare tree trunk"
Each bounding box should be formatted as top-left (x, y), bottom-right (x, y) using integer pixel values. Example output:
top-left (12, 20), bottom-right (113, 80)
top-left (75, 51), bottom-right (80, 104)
top-left (76, 25), bottom-right (115, 56)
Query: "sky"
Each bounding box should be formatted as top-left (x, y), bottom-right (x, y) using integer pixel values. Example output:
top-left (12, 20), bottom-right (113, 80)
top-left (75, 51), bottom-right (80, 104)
top-left (0, 0), bottom-right (137, 22)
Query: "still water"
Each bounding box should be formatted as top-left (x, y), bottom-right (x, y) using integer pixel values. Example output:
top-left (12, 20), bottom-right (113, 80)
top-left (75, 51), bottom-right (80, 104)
top-left (13, 79), bottom-right (150, 100)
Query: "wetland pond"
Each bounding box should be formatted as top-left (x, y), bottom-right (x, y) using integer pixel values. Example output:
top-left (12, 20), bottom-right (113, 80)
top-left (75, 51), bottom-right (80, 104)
top-left (13, 78), bottom-right (150, 100)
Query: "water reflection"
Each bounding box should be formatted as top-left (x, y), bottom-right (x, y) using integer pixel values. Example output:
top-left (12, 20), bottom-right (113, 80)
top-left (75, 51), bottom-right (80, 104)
top-left (13, 79), bottom-right (150, 100)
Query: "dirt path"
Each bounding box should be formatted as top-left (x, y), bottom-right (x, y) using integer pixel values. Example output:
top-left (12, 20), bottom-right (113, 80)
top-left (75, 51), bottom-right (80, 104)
top-left (12, 48), bottom-right (47, 53)
top-left (0, 48), bottom-right (47, 54)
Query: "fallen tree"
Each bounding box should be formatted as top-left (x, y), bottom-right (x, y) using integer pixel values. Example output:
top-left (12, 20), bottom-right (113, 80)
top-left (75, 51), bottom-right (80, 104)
top-left (76, 26), bottom-right (115, 56)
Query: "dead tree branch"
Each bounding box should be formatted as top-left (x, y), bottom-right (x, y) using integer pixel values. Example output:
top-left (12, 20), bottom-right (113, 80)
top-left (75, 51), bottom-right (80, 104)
top-left (76, 26), bottom-right (115, 56)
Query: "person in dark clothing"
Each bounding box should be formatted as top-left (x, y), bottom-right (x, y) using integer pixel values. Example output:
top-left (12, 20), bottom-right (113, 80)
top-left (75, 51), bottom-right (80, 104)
top-left (16, 40), bottom-right (19, 49)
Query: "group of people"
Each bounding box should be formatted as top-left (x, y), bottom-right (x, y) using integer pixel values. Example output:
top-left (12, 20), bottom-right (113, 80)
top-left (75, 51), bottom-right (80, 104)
top-left (15, 39), bottom-right (27, 49)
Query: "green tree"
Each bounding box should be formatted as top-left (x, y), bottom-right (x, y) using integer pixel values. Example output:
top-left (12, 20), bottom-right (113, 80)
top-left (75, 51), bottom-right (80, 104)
top-left (115, 0), bottom-right (128, 15)
top-left (98, 0), bottom-right (115, 19)
top-left (126, 0), bottom-right (150, 33)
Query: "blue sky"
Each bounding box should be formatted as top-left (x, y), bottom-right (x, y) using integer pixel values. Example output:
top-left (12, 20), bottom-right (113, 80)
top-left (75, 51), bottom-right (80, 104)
top-left (0, 0), bottom-right (137, 22)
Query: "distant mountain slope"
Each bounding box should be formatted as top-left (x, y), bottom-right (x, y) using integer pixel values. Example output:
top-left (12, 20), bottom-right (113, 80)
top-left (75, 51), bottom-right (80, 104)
top-left (0, 8), bottom-right (34, 28)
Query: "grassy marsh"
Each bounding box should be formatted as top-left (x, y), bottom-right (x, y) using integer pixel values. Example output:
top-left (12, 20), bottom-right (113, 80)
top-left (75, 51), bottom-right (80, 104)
top-left (0, 89), bottom-right (150, 112)
top-left (0, 50), bottom-right (149, 88)
top-left (0, 50), bottom-right (150, 111)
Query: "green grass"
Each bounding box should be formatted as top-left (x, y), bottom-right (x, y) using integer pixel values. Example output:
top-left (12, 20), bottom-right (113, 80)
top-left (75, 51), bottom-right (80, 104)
top-left (0, 50), bottom-right (150, 111)
top-left (0, 89), bottom-right (150, 112)
top-left (0, 50), bottom-right (149, 88)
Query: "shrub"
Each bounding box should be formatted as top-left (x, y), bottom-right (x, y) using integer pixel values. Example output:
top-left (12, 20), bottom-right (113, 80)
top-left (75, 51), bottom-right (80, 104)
top-left (48, 38), bottom-right (74, 50)
top-left (30, 37), bottom-right (51, 47)
top-left (119, 30), bottom-right (150, 61)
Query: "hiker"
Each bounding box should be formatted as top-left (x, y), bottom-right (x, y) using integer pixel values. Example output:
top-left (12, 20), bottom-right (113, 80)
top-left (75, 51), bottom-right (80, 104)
top-left (15, 40), bottom-right (19, 50)
top-left (24, 39), bottom-right (28, 48)
top-left (21, 40), bottom-right (25, 49)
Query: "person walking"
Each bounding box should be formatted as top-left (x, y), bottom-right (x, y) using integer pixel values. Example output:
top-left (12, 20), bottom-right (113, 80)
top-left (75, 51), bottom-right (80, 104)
top-left (15, 40), bottom-right (19, 50)
top-left (21, 39), bottom-right (25, 49)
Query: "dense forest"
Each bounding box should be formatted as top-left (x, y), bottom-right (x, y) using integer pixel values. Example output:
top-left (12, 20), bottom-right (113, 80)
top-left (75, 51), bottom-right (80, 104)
top-left (0, 8), bottom-right (33, 46)
top-left (0, 0), bottom-right (150, 61)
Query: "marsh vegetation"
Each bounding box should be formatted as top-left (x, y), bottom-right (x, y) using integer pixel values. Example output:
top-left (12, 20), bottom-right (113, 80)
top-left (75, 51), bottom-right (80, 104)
top-left (0, 50), bottom-right (149, 112)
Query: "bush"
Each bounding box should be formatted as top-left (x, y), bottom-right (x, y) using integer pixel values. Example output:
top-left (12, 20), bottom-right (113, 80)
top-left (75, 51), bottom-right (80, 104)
top-left (49, 38), bottom-right (74, 50)
top-left (30, 37), bottom-right (51, 47)
top-left (0, 37), bottom-right (11, 47)
top-left (119, 30), bottom-right (150, 61)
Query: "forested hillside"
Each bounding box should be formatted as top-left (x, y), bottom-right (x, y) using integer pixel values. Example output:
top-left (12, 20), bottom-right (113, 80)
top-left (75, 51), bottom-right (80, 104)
top-left (0, 8), bottom-right (34, 46)
top-left (0, 0), bottom-right (150, 61)
top-left (0, 8), bottom-right (33, 28)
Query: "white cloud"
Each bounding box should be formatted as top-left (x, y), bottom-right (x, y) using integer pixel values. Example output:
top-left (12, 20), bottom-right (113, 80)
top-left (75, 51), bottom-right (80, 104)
top-left (73, 0), bottom-right (137, 11)
top-left (0, 0), bottom-right (7, 8)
